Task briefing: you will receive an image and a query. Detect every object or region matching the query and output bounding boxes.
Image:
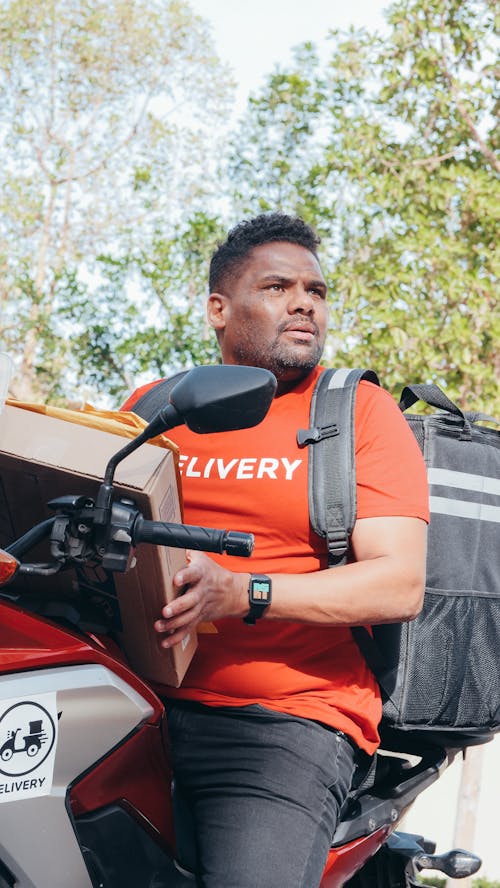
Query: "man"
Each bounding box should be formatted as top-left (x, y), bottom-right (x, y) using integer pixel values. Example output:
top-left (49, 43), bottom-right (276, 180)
top-left (123, 213), bottom-right (429, 888)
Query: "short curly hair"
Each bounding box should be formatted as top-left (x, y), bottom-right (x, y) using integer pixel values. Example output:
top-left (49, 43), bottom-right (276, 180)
top-left (209, 212), bottom-right (321, 293)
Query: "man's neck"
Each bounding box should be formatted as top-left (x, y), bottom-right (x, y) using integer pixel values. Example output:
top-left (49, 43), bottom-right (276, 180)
top-left (274, 366), bottom-right (320, 397)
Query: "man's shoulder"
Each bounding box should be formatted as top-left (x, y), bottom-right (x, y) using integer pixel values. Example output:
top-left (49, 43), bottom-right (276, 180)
top-left (354, 378), bottom-right (406, 430)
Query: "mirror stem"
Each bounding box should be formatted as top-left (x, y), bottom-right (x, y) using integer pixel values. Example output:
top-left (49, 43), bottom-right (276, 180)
top-left (94, 404), bottom-right (183, 526)
top-left (94, 429), bottom-right (151, 525)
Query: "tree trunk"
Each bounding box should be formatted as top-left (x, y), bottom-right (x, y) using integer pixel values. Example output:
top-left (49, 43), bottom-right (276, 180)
top-left (445, 745), bottom-right (484, 888)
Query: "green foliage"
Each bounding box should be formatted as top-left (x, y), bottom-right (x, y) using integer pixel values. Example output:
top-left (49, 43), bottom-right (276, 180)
top-left (473, 880), bottom-right (500, 888)
top-left (417, 877), bottom-right (445, 887)
top-left (54, 212), bottom-right (224, 405)
top-left (1, 0), bottom-right (498, 413)
top-left (418, 879), bottom-right (500, 888)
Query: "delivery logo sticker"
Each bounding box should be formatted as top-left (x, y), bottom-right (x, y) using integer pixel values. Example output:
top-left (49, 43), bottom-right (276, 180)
top-left (0, 695), bottom-right (58, 801)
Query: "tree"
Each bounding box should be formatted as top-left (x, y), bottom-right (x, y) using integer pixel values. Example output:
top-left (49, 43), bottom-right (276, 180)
top-left (58, 212), bottom-right (224, 404)
top-left (3, 0), bottom-right (498, 412)
top-left (446, 745), bottom-right (485, 888)
top-left (0, 0), bottom-right (233, 402)
top-left (229, 0), bottom-right (500, 413)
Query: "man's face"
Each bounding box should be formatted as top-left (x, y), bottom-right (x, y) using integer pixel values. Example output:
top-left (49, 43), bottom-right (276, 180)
top-left (208, 241), bottom-right (328, 392)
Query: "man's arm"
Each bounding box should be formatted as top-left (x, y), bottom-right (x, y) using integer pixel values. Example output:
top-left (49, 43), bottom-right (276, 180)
top-left (154, 515), bottom-right (427, 649)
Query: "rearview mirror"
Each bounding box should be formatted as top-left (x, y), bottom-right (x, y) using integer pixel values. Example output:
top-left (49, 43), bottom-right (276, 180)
top-left (144, 365), bottom-right (277, 439)
top-left (97, 365), bottom-right (277, 513)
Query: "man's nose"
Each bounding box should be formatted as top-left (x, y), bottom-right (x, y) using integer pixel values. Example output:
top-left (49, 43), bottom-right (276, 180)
top-left (287, 285), bottom-right (315, 313)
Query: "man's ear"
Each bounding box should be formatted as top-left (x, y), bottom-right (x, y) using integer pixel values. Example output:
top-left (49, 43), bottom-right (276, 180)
top-left (207, 292), bottom-right (228, 332)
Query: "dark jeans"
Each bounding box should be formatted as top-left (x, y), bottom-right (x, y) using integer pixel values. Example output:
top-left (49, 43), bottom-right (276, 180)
top-left (166, 702), bottom-right (357, 888)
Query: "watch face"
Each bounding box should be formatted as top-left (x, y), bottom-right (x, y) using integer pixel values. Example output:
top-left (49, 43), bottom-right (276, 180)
top-left (250, 577), bottom-right (271, 604)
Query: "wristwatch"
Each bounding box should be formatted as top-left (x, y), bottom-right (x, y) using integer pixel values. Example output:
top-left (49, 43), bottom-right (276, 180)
top-left (243, 574), bottom-right (272, 625)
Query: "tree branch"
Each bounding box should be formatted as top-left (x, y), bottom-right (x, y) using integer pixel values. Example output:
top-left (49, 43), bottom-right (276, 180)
top-left (412, 150), bottom-right (457, 168)
top-left (451, 90), bottom-right (500, 173)
top-left (439, 31), bottom-right (500, 173)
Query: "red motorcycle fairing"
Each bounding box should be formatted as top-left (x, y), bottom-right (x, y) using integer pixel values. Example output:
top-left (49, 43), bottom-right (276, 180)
top-left (322, 827), bottom-right (392, 887)
top-left (69, 717), bottom-right (176, 853)
top-left (0, 599), bottom-right (162, 717)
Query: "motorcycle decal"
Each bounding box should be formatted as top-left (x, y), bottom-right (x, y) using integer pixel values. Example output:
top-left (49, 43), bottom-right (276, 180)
top-left (0, 694), bottom-right (58, 801)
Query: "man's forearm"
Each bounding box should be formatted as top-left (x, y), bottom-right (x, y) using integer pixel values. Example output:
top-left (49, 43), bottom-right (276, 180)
top-left (265, 515), bottom-right (426, 626)
top-left (264, 554), bottom-right (424, 626)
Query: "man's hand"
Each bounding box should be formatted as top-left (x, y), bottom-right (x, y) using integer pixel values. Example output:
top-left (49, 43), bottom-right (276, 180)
top-left (154, 551), bottom-right (249, 648)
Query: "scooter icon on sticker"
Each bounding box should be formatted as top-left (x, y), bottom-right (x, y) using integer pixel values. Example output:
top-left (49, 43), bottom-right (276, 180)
top-left (0, 702), bottom-right (55, 776)
top-left (1, 720), bottom-right (47, 760)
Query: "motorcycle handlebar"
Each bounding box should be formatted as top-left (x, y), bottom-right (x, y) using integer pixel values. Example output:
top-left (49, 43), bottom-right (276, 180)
top-left (133, 517), bottom-right (254, 558)
top-left (6, 517), bottom-right (56, 559)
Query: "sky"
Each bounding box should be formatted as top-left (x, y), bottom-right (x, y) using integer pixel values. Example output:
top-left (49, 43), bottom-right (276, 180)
top-left (188, 0), bottom-right (389, 110)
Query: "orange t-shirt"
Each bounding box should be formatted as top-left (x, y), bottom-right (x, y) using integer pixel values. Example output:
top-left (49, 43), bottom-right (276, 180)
top-left (123, 367), bottom-right (429, 753)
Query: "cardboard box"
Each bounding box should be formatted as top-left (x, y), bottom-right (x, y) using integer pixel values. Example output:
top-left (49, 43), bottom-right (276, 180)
top-left (0, 404), bottom-right (196, 686)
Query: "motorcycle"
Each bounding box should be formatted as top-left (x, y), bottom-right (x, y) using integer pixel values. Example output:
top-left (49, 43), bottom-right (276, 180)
top-left (0, 364), bottom-right (486, 888)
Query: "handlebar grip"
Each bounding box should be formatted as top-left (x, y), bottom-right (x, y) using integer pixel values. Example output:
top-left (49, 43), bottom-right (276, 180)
top-left (134, 518), bottom-right (254, 557)
top-left (222, 531), bottom-right (255, 558)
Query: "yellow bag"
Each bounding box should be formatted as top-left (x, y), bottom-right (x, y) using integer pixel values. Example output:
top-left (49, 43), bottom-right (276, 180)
top-left (6, 399), bottom-right (178, 453)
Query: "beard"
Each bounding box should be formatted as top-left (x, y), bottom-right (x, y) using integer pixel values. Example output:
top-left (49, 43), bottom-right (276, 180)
top-left (231, 323), bottom-right (324, 379)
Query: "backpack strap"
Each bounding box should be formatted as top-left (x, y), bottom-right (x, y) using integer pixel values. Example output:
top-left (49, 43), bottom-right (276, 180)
top-left (130, 370), bottom-right (189, 422)
top-left (350, 624), bottom-right (396, 705)
top-left (297, 367), bottom-right (379, 567)
top-left (297, 366), bottom-right (399, 707)
top-left (399, 383), bottom-right (499, 437)
top-left (399, 382), bottom-right (466, 417)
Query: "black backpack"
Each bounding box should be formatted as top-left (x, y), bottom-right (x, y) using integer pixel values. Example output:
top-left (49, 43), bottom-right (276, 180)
top-left (131, 370), bottom-right (189, 421)
top-left (301, 368), bottom-right (500, 738)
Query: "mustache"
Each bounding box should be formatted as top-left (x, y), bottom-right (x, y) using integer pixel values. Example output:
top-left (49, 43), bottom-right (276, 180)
top-left (278, 319), bottom-right (320, 336)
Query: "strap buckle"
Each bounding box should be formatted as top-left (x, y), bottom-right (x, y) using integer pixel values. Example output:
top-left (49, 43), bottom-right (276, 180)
top-left (326, 527), bottom-right (349, 565)
top-left (297, 424), bottom-right (339, 448)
